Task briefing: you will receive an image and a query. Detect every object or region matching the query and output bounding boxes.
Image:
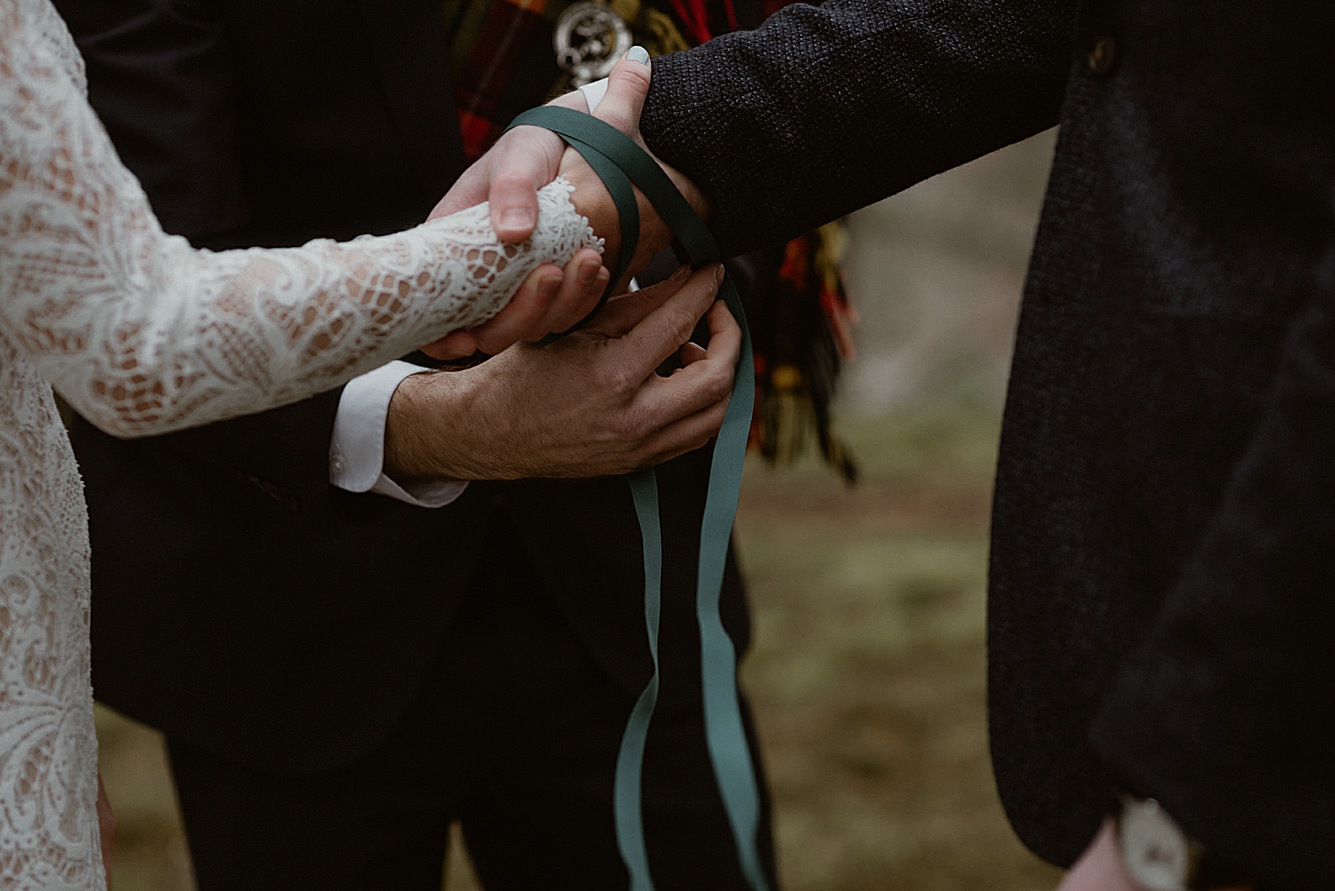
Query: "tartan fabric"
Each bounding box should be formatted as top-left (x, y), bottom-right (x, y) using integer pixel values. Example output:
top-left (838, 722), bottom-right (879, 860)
top-left (446, 0), bottom-right (753, 161)
top-left (444, 0), bottom-right (858, 478)
top-left (446, 0), bottom-right (570, 162)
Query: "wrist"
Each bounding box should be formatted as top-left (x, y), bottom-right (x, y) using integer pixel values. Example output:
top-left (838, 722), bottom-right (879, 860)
top-left (384, 364), bottom-right (538, 483)
top-left (382, 370), bottom-right (478, 483)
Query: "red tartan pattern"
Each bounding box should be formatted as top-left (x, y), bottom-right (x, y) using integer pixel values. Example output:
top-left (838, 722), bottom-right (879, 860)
top-left (446, 0), bottom-right (793, 161)
top-left (443, 0), bottom-right (858, 477)
top-left (447, 0), bottom-right (571, 161)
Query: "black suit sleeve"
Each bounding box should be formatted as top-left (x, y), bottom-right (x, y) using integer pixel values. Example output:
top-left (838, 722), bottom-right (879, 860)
top-left (52, 0), bottom-right (481, 772)
top-left (640, 0), bottom-right (1076, 256)
top-left (53, 0), bottom-right (389, 495)
top-left (53, 0), bottom-right (250, 243)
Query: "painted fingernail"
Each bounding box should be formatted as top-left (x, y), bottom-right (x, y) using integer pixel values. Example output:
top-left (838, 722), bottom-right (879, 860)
top-left (627, 46), bottom-right (650, 65)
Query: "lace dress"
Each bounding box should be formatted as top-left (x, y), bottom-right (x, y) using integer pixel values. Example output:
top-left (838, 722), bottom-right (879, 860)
top-left (0, 0), bottom-right (598, 885)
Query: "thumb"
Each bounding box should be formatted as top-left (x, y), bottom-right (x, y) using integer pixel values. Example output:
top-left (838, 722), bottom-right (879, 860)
top-left (593, 47), bottom-right (652, 136)
top-left (428, 163), bottom-right (490, 221)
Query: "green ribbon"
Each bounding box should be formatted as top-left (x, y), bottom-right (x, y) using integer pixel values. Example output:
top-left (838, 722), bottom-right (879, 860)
top-left (505, 105), bottom-right (769, 891)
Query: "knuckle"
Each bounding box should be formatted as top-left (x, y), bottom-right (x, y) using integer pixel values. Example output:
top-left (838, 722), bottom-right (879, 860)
top-left (614, 62), bottom-right (653, 95)
top-left (599, 109), bottom-right (633, 135)
top-left (699, 364), bottom-right (734, 403)
top-left (662, 307), bottom-right (699, 346)
top-left (605, 362), bottom-right (639, 396)
top-left (713, 369), bottom-right (736, 402)
top-left (614, 409), bottom-right (650, 443)
top-left (495, 170), bottom-right (539, 193)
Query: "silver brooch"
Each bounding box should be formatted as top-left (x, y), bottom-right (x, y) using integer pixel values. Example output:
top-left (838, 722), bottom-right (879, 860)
top-left (554, 1), bottom-right (633, 87)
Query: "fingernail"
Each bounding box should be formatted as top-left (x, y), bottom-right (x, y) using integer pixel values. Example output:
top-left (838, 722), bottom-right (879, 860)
top-left (626, 46), bottom-right (650, 65)
top-left (578, 257), bottom-right (602, 285)
top-left (713, 263), bottom-right (725, 284)
top-left (593, 267), bottom-right (611, 290)
top-left (538, 273), bottom-right (561, 300)
top-left (669, 264), bottom-right (691, 283)
top-left (501, 208), bottom-right (534, 229)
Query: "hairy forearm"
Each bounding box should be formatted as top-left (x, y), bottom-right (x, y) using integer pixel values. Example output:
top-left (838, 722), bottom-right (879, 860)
top-left (381, 267), bottom-right (737, 486)
top-left (382, 370), bottom-right (502, 483)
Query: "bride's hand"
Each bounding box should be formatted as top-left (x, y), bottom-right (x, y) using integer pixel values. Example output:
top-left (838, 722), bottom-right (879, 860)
top-left (419, 246), bottom-right (608, 359)
top-left (427, 51), bottom-right (709, 286)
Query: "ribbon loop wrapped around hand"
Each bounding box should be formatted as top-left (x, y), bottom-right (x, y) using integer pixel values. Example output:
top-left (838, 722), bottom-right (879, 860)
top-left (505, 106), bottom-right (770, 891)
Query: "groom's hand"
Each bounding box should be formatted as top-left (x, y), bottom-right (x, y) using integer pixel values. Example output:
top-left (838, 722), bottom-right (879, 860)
top-left (383, 264), bottom-right (738, 482)
top-left (430, 50), bottom-right (710, 288)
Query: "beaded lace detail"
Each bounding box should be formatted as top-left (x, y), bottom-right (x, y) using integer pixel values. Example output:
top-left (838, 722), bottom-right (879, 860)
top-left (0, 0), bottom-right (597, 886)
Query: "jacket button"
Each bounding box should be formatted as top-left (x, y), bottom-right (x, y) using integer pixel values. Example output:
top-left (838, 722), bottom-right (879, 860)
top-left (1087, 36), bottom-right (1117, 73)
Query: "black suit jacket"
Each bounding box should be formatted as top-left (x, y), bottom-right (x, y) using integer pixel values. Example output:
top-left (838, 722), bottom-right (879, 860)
top-left (641, 0), bottom-right (1335, 887)
top-left (59, 0), bottom-right (749, 774)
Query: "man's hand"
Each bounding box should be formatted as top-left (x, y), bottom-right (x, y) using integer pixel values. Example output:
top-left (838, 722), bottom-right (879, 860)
top-left (429, 50), bottom-right (709, 287)
top-left (1056, 820), bottom-right (1253, 891)
top-left (420, 246), bottom-right (609, 359)
top-left (385, 264), bottom-right (738, 481)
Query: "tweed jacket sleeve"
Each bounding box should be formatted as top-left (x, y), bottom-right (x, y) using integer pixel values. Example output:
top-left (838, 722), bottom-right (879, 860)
top-left (1087, 143), bottom-right (1335, 891)
top-left (640, 0), bottom-right (1077, 257)
top-left (1089, 334), bottom-right (1335, 886)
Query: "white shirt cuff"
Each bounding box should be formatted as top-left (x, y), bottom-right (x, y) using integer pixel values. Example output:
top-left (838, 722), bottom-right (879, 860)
top-left (329, 361), bottom-right (468, 508)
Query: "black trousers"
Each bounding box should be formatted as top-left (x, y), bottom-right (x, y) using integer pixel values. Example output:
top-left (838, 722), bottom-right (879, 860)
top-left (166, 523), bottom-right (777, 890)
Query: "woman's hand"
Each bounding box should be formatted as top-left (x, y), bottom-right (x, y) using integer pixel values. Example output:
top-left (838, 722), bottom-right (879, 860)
top-left (419, 246), bottom-right (609, 359)
top-left (428, 50), bottom-right (709, 289)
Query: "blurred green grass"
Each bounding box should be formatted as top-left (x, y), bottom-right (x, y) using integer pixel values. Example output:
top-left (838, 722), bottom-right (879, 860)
top-left (737, 404), bottom-right (1059, 891)
top-left (95, 402), bottom-right (1060, 891)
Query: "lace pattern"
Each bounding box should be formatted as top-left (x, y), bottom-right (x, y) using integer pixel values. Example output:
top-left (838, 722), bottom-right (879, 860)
top-left (0, 0), bottom-right (598, 886)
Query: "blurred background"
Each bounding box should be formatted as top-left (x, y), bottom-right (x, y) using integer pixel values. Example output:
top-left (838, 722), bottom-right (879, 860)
top-left (96, 128), bottom-right (1063, 890)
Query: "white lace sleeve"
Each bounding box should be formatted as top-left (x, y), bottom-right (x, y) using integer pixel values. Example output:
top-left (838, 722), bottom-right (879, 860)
top-left (0, 0), bottom-right (599, 438)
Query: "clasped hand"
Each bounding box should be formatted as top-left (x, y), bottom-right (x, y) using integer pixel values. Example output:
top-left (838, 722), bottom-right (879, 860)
top-left (387, 264), bottom-right (737, 482)
top-left (430, 48), bottom-right (709, 295)
top-left (393, 51), bottom-right (735, 483)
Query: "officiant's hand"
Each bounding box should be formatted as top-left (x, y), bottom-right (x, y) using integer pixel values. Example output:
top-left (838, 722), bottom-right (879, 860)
top-left (429, 50), bottom-right (709, 290)
top-left (383, 264), bottom-right (737, 481)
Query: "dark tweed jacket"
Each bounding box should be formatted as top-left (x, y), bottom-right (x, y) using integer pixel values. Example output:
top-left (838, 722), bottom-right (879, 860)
top-left (642, 1), bottom-right (1335, 886)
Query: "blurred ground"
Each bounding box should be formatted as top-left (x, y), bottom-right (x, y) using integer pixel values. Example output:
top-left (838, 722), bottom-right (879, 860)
top-left (95, 128), bottom-right (1062, 890)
